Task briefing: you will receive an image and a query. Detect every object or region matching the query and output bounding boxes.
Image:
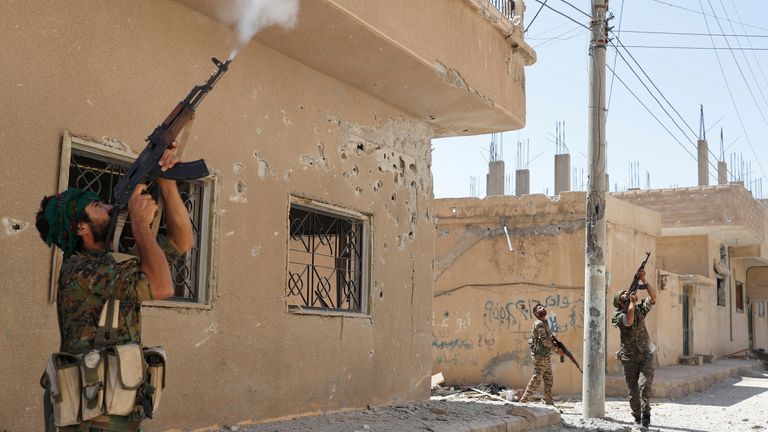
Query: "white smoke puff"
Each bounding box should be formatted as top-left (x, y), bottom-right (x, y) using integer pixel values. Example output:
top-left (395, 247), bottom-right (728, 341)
top-left (220, 0), bottom-right (300, 60)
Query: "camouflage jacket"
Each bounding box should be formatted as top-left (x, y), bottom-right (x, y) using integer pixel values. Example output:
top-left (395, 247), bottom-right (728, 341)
top-left (611, 298), bottom-right (653, 359)
top-left (57, 237), bottom-right (181, 354)
top-left (529, 319), bottom-right (556, 357)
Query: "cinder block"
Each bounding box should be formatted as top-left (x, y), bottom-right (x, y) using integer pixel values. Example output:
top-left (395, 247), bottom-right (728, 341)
top-left (504, 417), bottom-right (523, 432)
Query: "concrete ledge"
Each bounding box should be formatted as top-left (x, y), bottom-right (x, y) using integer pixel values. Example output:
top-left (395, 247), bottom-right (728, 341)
top-left (606, 359), bottom-right (763, 398)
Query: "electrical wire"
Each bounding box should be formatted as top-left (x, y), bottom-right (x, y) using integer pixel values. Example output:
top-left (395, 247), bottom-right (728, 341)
top-left (531, 0), bottom-right (589, 30)
top-left (700, 0), bottom-right (768, 180)
top-left (618, 45), bottom-right (768, 51)
top-left (525, 0), bottom-right (548, 33)
top-left (619, 30), bottom-right (768, 38)
top-left (606, 0), bottom-right (626, 119)
top-left (557, 0), bottom-right (591, 19)
top-left (647, 0), bottom-right (768, 33)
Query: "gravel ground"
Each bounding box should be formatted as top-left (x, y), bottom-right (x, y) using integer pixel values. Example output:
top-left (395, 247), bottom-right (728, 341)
top-left (541, 369), bottom-right (768, 432)
top-left (211, 368), bottom-right (768, 432)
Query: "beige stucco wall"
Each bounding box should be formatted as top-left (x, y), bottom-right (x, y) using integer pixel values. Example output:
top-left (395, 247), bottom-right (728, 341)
top-left (649, 271), bottom-right (684, 367)
top-left (432, 193), bottom-right (661, 394)
top-left (0, 1), bottom-right (524, 429)
top-left (747, 266), bottom-right (768, 351)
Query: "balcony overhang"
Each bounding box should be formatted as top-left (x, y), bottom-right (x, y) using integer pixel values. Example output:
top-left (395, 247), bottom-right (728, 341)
top-left (174, 0), bottom-right (536, 137)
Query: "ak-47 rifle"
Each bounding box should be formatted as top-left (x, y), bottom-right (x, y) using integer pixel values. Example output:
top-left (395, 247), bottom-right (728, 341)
top-left (106, 57), bottom-right (231, 250)
top-left (552, 335), bottom-right (582, 373)
top-left (622, 251), bottom-right (652, 313)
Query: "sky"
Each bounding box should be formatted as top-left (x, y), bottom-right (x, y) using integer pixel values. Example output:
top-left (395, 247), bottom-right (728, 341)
top-left (431, 0), bottom-right (768, 199)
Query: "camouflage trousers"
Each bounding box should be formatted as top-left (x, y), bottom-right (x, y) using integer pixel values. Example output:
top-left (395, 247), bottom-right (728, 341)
top-left (521, 353), bottom-right (553, 403)
top-left (621, 352), bottom-right (655, 416)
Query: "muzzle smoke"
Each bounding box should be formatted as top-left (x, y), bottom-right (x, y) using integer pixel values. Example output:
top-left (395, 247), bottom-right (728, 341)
top-left (219, 0), bottom-right (300, 61)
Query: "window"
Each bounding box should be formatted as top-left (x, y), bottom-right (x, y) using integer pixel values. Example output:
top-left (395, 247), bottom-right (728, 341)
top-left (52, 132), bottom-right (214, 304)
top-left (735, 281), bottom-right (744, 312)
top-left (716, 277), bottom-right (726, 307)
top-left (287, 198), bottom-right (369, 313)
top-left (759, 302), bottom-right (766, 318)
top-left (720, 244), bottom-right (728, 265)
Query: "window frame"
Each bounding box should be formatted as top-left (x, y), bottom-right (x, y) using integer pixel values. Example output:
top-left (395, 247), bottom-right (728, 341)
top-left (285, 195), bottom-right (372, 317)
top-left (49, 130), bottom-right (216, 308)
top-left (735, 280), bottom-right (744, 313)
top-left (716, 276), bottom-right (727, 307)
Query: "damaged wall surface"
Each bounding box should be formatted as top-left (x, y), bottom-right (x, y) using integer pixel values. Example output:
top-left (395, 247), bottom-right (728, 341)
top-left (0, 0), bottom-right (540, 429)
top-left (431, 193), bottom-right (661, 394)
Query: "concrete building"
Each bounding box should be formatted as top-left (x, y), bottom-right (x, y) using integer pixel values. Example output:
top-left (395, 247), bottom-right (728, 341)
top-left (432, 193), bottom-right (661, 393)
top-left (0, 1), bottom-right (535, 430)
top-left (614, 184), bottom-right (768, 358)
top-left (433, 184), bottom-right (768, 394)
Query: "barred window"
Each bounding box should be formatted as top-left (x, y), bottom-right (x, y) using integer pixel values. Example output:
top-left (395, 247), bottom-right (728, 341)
top-left (287, 199), bottom-right (368, 313)
top-left (735, 281), bottom-right (744, 312)
top-left (52, 132), bottom-right (213, 304)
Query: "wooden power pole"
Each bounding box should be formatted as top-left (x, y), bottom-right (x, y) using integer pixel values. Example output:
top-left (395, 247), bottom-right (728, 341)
top-left (583, 0), bottom-right (609, 419)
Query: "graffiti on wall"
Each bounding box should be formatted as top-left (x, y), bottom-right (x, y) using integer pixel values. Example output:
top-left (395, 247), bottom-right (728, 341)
top-left (433, 293), bottom-right (583, 370)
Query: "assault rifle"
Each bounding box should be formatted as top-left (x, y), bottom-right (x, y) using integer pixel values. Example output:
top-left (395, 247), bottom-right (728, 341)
top-left (106, 57), bottom-right (231, 250)
top-left (622, 251), bottom-right (652, 313)
top-left (552, 335), bottom-right (582, 373)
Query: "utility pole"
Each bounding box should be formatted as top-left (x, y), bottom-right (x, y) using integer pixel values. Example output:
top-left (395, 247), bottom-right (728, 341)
top-left (583, 0), bottom-right (608, 419)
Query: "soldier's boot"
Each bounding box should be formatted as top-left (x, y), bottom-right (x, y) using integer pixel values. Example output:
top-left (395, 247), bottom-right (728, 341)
top-left (632, 413), bottom-right (641, 425)
top-left (641, 412), bottom-right (651, 429)
top-left (518, 390), bottom-right (533, 403)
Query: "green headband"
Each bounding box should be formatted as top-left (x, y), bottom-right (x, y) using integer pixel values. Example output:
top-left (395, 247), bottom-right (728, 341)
top-left (43, 188), bottom-right (100, 258)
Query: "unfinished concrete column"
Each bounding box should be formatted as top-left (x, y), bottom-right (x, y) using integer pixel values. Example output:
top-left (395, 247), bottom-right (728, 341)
top-left (515, 169), bottom-right (530, 196)
top-left (698, 139), bottom-right (709, 186)
top-left (555, 154), bottom-right (571, 194)
top-left (486, 160), bottom-right (505, 196)
top-left (718, 161), bottom-right (728, 185)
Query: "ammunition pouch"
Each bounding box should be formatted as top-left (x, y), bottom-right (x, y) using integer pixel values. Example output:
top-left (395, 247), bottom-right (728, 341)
top-left (42, 345), bottom-right (167, 426)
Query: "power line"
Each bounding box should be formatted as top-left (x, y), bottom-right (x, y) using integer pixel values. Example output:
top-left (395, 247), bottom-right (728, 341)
top-left (698, 0), bottom-right (768, 182)
top-left (729, 0), bottom-right (768, 96)
top-left (715, 0), bottom-right (768, 114)
top-left (619, 45), bottom-right (768, 51)
top-left (525, 0), bottom-right (548, 33)
top-left (606, 0), bottom-right (626, 119)
top-left (556, 0), bottom-right (590, 19)
top-left (605, 61), bottom-right (700, 168)
top-left (531, 0), bottom-right (589, 30)
top-left (619, 30), bottom-right (768, 38)
top-left (610, 34), bottom-right (732, 180)
top-left (647, 0), bottom-right (768, 33)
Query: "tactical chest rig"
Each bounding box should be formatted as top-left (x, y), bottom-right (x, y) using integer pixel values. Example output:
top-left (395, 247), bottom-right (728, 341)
top-left (42, 253), bottom-right (167, 429)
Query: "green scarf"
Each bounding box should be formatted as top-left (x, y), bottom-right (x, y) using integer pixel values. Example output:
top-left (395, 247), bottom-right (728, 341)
top-left (43, 188), bottom-right (100, 258)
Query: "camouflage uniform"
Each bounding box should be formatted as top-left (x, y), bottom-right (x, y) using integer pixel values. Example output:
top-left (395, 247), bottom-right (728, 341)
top-left (611, 298), bottom-right (655, 419)
top-left (49, 237), bottom-right (180, 432)
top-left (520, 319), bottom-right (556, 404)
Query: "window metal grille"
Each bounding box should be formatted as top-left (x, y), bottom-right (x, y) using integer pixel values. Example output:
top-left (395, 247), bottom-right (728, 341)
top-left (735, 281), bottom-right (744, 312)
top-left (68, 147), bottom-right (209, 303)
top-left (489, 0), bottom-right (516, 20)
top-left (287, 203), bottom-right (365, 312)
